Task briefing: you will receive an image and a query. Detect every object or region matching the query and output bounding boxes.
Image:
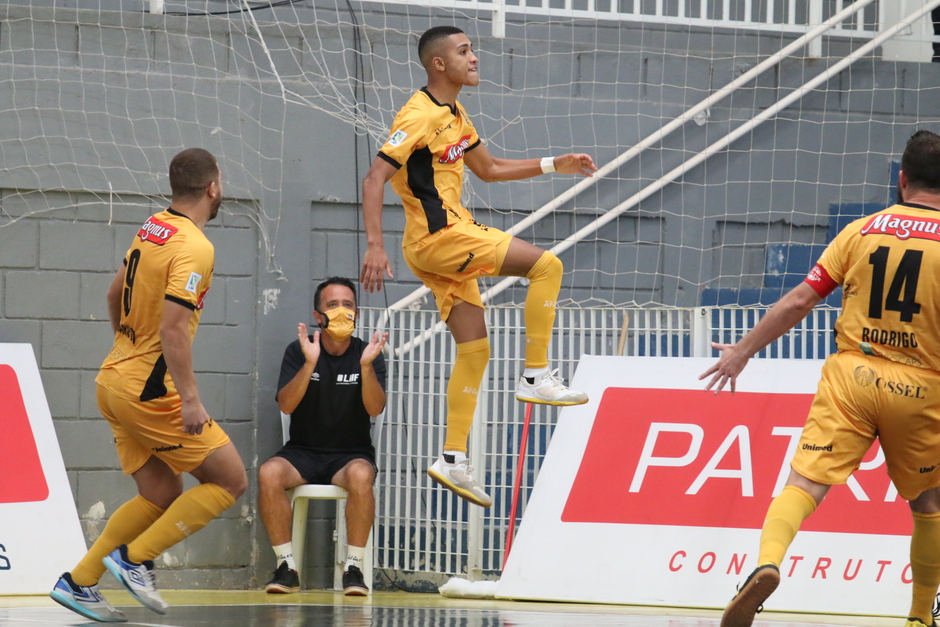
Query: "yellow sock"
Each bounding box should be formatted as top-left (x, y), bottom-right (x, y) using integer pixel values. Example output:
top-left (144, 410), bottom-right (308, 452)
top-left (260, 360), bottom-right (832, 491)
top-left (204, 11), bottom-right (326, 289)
top-left (909, 511), bottom-right (940, 623)
top-left (757, 485), bottom-right (817, 567)
top-left (71, 495), bottom-right (164, 586)
top-left (524, 251), bottom-right (562, 369)
top-left (126, 483), bottom-right (235, 563)
top-left (444, 337), bottom-right (490, 453)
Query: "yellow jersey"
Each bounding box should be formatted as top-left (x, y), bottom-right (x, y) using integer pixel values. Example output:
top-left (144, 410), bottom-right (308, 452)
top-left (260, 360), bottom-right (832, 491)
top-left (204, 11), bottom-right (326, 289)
top-left (96, 208), bottom-right (214, 401)
top-left (805, 202), bottom-right (940, 371)
top-left (378, 88), bottom-right (482, 248)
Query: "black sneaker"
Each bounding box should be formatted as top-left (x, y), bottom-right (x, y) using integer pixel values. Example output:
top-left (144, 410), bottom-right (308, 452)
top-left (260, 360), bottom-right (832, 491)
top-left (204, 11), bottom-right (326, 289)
top-left (265, 561), bottom-right (299, 594)
top-left (720, 564), bottom-right (780, 627)
top-left (342, 565), bottom-right (369, 596)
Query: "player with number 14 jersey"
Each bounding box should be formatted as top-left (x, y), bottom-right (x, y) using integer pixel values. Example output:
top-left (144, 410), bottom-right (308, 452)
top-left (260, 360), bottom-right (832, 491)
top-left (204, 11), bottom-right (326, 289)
top-left (807, 203), bottom-right (940, 371)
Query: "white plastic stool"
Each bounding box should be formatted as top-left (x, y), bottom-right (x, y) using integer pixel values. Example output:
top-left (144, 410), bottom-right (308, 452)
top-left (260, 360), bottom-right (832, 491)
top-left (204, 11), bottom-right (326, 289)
top-left (281, 412), bottom-right (374, 591)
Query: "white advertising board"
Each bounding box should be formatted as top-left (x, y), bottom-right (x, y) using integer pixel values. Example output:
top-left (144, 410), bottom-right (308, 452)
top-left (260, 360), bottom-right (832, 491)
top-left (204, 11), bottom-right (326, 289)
top-left (497, 355), bottom-right (912, 616)
top-left (0, 344), bottom-right (86, 594)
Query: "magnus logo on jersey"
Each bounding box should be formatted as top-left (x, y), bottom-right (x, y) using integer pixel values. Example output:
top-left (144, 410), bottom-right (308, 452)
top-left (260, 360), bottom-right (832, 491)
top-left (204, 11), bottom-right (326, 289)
top-left (562, 387), bottom-right (910, 535)
top-left (860, 213), bottom-right (940, 241)
top-left (439, 135), bottom-right (472, 164)
top-left (137, 216), bottom-right (179, 245)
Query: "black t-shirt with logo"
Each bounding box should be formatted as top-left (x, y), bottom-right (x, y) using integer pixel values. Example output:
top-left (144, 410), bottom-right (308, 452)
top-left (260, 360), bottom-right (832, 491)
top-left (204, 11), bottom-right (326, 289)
top-left (277, 335), bottom-right (386, 456)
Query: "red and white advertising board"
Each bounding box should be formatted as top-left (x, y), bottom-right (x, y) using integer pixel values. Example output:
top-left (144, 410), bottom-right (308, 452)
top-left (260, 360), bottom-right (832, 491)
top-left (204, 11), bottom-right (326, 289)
top-left (0, 344), bottom-right (85, 594)
top-left (497, 355), bottom-right (911, 617)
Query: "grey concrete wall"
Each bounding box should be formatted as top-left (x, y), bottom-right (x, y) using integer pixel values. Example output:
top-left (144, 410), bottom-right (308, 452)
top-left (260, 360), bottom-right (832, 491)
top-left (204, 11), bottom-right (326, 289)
top-left (0, 1), bottom-right (938, 590)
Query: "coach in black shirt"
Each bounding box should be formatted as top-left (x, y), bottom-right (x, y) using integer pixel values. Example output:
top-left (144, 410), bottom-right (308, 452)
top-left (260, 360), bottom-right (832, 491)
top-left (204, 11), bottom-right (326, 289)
top-left (258, 277), bottom-right (387, 596)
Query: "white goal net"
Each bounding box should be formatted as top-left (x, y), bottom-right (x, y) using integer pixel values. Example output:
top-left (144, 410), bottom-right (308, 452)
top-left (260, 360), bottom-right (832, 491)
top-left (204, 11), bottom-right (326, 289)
top-left (5, 1), bottom-right (940, 307)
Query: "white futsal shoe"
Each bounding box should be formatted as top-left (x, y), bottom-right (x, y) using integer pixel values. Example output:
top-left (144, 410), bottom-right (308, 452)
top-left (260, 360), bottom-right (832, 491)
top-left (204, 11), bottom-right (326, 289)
top-left (103, 544), bottom-right (168, 615)
top-left (427, 455), bottom-right (493, 508)
top-left (515, 367), bottom-right (588, 406)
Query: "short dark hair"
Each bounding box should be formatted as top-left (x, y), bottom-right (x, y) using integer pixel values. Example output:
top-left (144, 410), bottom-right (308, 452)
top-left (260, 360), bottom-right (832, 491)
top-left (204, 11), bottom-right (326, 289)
top-left (314, 276), bottom-right (357, 312)
top-left (418, 26), bottom-right (464, 68)
top-left (902, 130), bottom-right (940, 192)
top-left (169, 148), bottom-right (219, 201)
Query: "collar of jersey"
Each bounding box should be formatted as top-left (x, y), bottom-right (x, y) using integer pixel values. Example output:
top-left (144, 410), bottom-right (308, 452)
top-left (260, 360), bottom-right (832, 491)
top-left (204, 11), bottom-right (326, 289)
top-left (420, 87), bottom-right (457, 116)
top-left (166, 206), bottom-right (197, 224)
top-left (899, 201), bottom-right (940, 213)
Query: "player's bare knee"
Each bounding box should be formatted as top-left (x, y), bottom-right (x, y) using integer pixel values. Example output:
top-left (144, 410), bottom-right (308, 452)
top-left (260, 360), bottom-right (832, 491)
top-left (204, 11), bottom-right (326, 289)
top-left (206, 463), bottom-right (248, 501)
top-left (225, 466), bottom-right (249, 500)
top-left (910, 486), bottom-right (940, 513)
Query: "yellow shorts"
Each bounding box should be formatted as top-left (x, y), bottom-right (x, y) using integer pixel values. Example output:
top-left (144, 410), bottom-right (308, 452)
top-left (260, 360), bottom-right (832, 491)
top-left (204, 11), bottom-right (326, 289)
top-left (792, 351), bottom-right (940, 500)
top-left (97, 384), bottom-right (231, 475)
top-left (403, 219), bottom-right (513, 320)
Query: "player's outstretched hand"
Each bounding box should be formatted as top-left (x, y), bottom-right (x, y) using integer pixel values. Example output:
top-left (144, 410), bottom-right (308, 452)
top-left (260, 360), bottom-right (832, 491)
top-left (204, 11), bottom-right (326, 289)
top-left (298, 323), bottom-right (320, 365)
top-left (554, 153), bottom-right (598, 177)
top-left (361, 331), bottom-right (389, 366)
top-left (360, 245), bottom-right (394, 293)
top-left (699, 341), bottom-right (749, 395)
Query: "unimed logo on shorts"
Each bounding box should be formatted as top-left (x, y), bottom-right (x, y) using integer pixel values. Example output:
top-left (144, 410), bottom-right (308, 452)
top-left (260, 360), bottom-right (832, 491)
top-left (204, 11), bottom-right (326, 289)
top-left (562, 387), bottom-right (911, 535)
top-left (0, 365), bottom-right (49, 503)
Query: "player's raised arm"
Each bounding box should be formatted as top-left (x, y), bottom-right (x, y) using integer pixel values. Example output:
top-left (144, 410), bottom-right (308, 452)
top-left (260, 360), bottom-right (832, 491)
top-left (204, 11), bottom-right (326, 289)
top-left (463, 142), bottom-right (597, 183)
top-left (360, 156), bottom-right (398, 293)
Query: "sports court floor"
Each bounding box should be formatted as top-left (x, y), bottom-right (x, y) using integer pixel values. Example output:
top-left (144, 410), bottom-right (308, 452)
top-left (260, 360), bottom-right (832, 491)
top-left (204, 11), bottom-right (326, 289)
top-left (0, 590), bottom-right (908, 626)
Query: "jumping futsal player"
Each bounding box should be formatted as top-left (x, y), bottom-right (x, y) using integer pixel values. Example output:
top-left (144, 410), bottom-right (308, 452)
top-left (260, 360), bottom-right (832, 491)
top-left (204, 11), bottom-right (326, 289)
top-left (359, 25), bottom-right (597, 508)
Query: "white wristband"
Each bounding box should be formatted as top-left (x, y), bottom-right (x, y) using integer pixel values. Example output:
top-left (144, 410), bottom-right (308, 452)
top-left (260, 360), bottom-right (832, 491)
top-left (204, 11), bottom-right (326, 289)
top-left (540, 156), bottom-right (556, 174)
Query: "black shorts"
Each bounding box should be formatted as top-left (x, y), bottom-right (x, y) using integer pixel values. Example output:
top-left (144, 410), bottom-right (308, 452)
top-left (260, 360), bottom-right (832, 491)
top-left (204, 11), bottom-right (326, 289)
top-left (275, 447), bottom-right (376, 485)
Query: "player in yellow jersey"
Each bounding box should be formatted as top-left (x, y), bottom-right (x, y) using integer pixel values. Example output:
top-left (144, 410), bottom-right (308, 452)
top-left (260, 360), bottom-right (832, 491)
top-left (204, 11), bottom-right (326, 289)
top-left (359, 26), bottom-right (597, 508)
top-left (50, 149), bottom-right (247, 622)
top-left (700, 130), bottom-right (940, 627)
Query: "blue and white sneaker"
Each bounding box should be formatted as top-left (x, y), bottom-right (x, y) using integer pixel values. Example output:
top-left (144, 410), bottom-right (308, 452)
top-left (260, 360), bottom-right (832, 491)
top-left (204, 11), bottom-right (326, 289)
top-left (50, 572), bottom-right (127, 623)
top-left (102, 544), bottom-right (168, 615)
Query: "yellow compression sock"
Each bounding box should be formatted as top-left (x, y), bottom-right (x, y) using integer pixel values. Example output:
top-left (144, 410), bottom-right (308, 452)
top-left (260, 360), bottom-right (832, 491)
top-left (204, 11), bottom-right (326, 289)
top-left (444, 337), bottom-right (490, 453)
top-left (757, 485), bottom-right (818, 567)
top-left (909, 511), bottom-right (940, 623)
top-left (524, 251), bottom-right (563, 370)
top-left (71, 495), bottom-right (164, 586)
top-left (126, 482), bottom-right (236, 563)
